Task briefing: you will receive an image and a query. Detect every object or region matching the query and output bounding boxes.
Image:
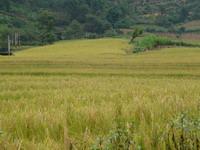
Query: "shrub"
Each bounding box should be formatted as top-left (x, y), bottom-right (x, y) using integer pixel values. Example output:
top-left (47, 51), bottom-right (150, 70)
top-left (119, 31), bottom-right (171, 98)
top-left (134, 34), bottom-right (200, 53)
top-left (134, 35), bottom-right (169, 52)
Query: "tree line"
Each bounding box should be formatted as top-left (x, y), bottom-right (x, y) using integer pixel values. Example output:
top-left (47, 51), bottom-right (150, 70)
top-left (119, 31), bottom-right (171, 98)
top-left (0, 0), bottom-right (199, 47)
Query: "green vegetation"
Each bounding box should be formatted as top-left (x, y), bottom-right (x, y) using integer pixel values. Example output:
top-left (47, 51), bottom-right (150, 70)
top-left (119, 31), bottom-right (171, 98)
top-left (37, 10), bottom-right (56, 44)
top-left (0, 0), bottom-right (200, 46)
top-left (130, 28), bottom-right (143, 43)
top-left (133, 34), bottom-right (200, 53)
top-left (0, 38), bottom-right (200, 149)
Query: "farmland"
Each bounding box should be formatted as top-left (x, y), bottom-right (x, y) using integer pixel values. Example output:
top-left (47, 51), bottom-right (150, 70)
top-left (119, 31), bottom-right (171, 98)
top-left (0, 38), bottom-right (200, 149)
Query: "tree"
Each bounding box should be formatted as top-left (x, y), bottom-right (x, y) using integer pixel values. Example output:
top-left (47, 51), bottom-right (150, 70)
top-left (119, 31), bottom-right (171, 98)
top-left (106, 6), bottom-right (123, 28)
top-left (86, 0), bottom-right (106, 14)
top-left (0, 25), bottom-right (11, 49)
top-left (84, 15), bottom-right (111, 34)
top-left (130, 28), bottom-right (143, 43)
top-left (0, 0), bottom-right (10, 11)
top-left (115, 17), bottom-right (134, 28)
top-left (176, 27), bottom-right (186, 38)
top-left (155, 15), bottom-right (172, 27)
top-left (37, 10), bottom-right (56, 44)
top-left (63, 0), bottom-right (89, 23)
top-left (65, 20), bottom-right (84, 39)
top-left (179, 7), bottom-right (189, 22)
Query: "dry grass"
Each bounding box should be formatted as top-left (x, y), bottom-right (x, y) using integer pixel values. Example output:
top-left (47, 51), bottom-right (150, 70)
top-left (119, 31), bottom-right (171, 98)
top-left (0, 38), bottom-right (200, 149)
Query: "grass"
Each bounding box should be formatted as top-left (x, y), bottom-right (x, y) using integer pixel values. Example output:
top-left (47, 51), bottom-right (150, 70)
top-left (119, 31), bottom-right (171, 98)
top-left (0, 38), bottom-right (200, 149)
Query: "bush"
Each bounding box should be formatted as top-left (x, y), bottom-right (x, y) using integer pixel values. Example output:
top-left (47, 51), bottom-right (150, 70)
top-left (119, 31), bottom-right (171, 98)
top-left (134, 34), bottom-right (200, 53)
top-left (134, 35), bottom-right (168, 52)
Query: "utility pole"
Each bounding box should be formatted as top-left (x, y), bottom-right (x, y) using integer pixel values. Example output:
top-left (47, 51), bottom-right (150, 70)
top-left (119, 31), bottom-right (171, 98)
top-left (11, 33), bottom-right (14, 45)
top-left (15, 32), bottom-right (17, 46)
top-left (8, 35), bottom-right (11, 55)
top-left (18, 33), bottom-right (21, 46)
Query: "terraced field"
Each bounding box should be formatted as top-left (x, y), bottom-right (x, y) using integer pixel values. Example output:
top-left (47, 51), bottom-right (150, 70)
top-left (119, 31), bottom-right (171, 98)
top-left (0, 38), bottom-right (200, 149)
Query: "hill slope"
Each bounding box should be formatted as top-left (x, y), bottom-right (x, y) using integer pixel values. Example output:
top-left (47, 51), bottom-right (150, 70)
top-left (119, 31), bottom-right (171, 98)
top-left (0, 0), bottom-right (199, 45)
top-left (1, 38), bottom-right (200, 75)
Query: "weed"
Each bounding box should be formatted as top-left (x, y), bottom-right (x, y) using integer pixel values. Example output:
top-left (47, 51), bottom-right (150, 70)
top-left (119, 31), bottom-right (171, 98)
top-left (165, 113), bottom-right (200, 150)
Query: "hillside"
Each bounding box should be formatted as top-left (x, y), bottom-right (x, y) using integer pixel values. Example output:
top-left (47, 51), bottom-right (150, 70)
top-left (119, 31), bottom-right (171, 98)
top-left (1, 38), bottom-right (200, 78)
top-left (0, 0), bottom-right (199, 46)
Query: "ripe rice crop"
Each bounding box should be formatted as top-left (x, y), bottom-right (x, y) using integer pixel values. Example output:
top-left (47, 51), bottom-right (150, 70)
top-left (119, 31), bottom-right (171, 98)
top-left (0, 38), bottom-right (200, 149)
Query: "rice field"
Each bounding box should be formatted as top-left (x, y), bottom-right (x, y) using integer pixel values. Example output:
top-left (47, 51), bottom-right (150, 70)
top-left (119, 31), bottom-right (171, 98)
top-left (0, 38), bottom-right (200, 149)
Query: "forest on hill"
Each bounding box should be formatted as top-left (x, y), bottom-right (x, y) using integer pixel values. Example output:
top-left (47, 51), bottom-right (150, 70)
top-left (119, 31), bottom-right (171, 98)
top-left (0, 0), bottom-right (200, 45)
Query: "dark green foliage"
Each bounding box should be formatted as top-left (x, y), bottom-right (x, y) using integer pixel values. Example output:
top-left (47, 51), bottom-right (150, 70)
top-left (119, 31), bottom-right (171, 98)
top-left (155, 16), bottom-right (172, 28)
top-left (176, 27), bottom-right (186, 38)
top-left (130, 28), bottom-right (143, 43)
top-left (64, 20), bottom-right (84, 39)
top-left (40, 31), bottom-right (56, 44)
top-left (179, 7), bottom-right (189, 23)
top-left (0, 25), bottom-right (10, 49)
top-left (0, 0), bottom-right (199, 46)
top-left (106, 6), bottom-right (123, 28)
top-left (115, 17), bottom-right (134, 28)
top-left (0, 0), bottom-right (10, 11)
top-left (84, 15), bottom-right (111, 34)
top-left (37, 10), bottom-right (56, 44)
